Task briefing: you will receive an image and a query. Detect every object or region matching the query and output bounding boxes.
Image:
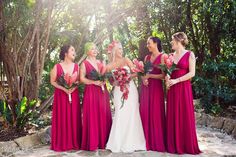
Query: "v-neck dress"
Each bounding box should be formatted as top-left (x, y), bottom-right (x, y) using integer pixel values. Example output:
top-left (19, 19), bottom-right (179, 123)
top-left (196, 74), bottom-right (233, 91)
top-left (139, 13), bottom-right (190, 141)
top-left (81, 60), bottom-right (112, 151)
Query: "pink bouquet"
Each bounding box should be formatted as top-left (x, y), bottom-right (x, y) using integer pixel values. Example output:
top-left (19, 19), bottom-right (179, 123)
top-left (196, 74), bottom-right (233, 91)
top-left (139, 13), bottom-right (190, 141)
top-left (57, 72), bottom-right (78, 103)
top-left (159, 53), bottom-right (177, 76)
top-left (132, 59), bottom-right (153, 76)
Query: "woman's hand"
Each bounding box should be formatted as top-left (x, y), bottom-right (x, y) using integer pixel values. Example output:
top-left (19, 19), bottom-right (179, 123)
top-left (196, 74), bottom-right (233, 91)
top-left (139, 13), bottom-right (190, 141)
top-left (141, 76), bottom-right (149, 86)
top-left (68, 87), bottom-right (77, 94)
top-left (93, 80), bottom-right (103, 86)
top-left (165, 75), bottom-right (171, 89)
top-left (165, 75), bottom-right (170, 81)
top-left (143, 79), bottom-right (149, 86)
top-left (62, 88), bottom-right (70, 94)
top-left (144, 74), bottom-right (150, 79)
top-left (130, 73), bottom-right (137, 78)
top-left (166, 79), bottom-right (178, 89)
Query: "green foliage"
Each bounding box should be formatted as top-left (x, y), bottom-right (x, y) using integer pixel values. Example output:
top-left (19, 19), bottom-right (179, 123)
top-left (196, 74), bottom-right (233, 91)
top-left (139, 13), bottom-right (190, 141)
top-left (16, 97), bottom-right (37, 128)
top-left (39, 53), bottom-right (59, 101)
top-left (0, 97), bottom-right (38, 129)
top-left (0, 100), bottom-right (12, 124)
top-left (158, 63), bottom-right (177, 76)
top-left (193, 59), bottom-right (236, 114)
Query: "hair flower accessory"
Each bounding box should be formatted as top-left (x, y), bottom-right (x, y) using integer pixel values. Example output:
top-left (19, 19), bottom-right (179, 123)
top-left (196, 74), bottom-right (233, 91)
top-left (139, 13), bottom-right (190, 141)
top-left (107, 40), bottom-right (120, 54)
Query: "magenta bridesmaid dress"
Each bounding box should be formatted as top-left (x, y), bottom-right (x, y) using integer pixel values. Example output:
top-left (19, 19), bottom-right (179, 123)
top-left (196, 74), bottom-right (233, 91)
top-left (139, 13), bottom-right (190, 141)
top-left (81, 60), bottom-right (112, 151)
top-left (166, 51), bottom-right (201, 154)
top-left (51, 63), bottom-right (82, 152)
top-left (140, 54), bottom-right (166, 151)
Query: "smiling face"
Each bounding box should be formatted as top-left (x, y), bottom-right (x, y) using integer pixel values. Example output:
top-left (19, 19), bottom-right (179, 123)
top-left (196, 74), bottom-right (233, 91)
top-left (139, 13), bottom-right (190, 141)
top-left (147, 38), bottom-right (157, 53)
top-left (65, 46), bottom-right (76, 61)
top-left (113, 43), bottom-right (123, 59)
top-left (87, 44), bottom-right (98, 57)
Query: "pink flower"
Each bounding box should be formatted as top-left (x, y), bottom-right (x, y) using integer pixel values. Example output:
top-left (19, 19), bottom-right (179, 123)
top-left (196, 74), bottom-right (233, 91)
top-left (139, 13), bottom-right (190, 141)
top-left (159, 53), bottom-right (178, 76)
top-left (107, 40), bottom-right (120, 54)
top-left (64, 72), bottom-right (78, 87)
top-left (132, 58), bottom-right (148, 74)
top-left (133, 59), bottom-right (139, 65)
top-left (164, 54), bottom-right (174, 69)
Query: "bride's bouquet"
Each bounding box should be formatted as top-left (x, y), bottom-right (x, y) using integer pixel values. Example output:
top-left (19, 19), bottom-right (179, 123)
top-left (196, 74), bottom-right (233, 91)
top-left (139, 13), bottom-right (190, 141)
top-left (57, 72), bottom-right (78, 104)
top-left (112, 67), bottom-right (131, 109)
top-left (132, 59), bottom-right (153, 76)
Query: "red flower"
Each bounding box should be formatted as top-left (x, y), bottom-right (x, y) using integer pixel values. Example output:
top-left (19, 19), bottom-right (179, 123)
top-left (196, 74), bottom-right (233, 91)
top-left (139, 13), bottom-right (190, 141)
top-left (112, 67), bottom-right (131, 108)
top-left (64, 72), bottom-right (78, 87)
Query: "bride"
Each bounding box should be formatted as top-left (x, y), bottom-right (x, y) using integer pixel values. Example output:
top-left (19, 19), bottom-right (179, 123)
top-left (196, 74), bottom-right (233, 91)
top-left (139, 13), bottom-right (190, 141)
top-left (105, 41), bottom-right (146, 153)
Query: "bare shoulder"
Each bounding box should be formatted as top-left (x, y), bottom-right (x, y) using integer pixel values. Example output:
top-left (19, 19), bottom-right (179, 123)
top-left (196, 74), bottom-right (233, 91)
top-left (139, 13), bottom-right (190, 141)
top-left (80, 62), bottom-right (86, 69)
top-left (51, 64), bottom-right (58, 72)
top-left (189, 51), bottom-right (196, 60)
top-left (106, 62), bottom-right (115, 71)
top-left (124, 57), bottom-right (133, 64)
top-left (50, 64), bottom-right (58, 76)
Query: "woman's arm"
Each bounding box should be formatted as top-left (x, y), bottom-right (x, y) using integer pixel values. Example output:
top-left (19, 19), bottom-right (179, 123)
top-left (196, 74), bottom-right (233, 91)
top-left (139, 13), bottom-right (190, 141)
top-left (105, 62), bottom-right (116, 72)
top-left (79, 62), bottom-right (102, 86)
top-left (125, 58), bottom-right (137, 78)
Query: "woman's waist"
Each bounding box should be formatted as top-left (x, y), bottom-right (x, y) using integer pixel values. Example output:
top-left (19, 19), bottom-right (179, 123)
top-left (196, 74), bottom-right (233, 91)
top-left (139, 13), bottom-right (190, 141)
top-left (170, 70), bottom-right (188, 79)
top-left (150, 70), bottom-right (162, 75)
top-left (84, 84), bottom-right (108, 91)
top-left (148, 77), bottom-right (163, 82)
top-left (54, 88), bottom-right (79, 93)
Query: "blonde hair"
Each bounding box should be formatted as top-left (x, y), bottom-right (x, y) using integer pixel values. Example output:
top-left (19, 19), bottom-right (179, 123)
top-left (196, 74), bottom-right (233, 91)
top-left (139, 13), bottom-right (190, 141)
top-left (84, 42), bottom-right (95, 54)
top-left (172, 32), bottom-right (189, 46)
top-left (107, 40), bottom-right (121, 62)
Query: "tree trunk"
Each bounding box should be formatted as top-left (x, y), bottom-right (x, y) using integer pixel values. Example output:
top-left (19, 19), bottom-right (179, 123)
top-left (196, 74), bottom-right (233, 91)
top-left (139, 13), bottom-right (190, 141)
top-left (205, 12), bottom-right (221, 59)
top-left (136, 5), bottom-right (151, 60)
top-left (1, 0), bottom-right (54, 104)
top-left (0, 0), bottom-right (3, 62)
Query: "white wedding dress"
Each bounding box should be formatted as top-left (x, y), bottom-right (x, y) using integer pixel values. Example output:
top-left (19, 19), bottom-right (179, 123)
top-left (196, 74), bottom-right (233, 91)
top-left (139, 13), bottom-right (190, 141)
top-left (106, 66), bottom-right (146, 153)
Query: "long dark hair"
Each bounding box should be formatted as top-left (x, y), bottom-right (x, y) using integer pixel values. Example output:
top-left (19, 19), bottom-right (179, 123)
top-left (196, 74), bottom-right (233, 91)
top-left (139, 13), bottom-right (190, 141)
top-left (59, 45), bottom-right (71, 60)
top-left (148, 36), bottom-right (162, 52)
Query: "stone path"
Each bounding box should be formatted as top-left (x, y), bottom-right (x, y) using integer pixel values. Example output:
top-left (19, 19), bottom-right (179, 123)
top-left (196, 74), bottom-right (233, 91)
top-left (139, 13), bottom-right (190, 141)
top-left (5, 127), bottom-right (236, 157)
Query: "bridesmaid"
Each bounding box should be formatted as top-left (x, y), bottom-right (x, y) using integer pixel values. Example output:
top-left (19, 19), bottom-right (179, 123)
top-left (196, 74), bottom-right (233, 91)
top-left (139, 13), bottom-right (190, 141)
top-left (166, 32), bottom-right (201, 154)
top-left (140, 37), bottom-right (166, 151)
top-left (50, 45), bottom-right (82, 151)
top-left (80, 42), bottom-right (112, 151)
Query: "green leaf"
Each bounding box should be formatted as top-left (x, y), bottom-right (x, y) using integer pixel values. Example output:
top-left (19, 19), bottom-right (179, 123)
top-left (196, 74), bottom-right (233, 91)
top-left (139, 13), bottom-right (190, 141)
top-left (1, 101), bottom-right (13, 124)
top-left (29, 100), bottom-right (37, 108)
top-left (0, 100), bottom-right (4, 114)
top-left (20, 97), bottom-right (28, 114)
top-left (26, 0), bottom-right (36, 8)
